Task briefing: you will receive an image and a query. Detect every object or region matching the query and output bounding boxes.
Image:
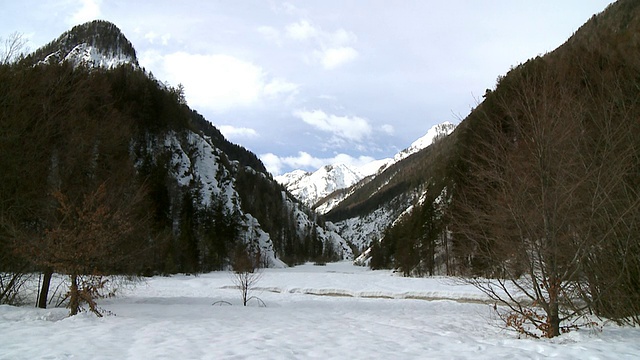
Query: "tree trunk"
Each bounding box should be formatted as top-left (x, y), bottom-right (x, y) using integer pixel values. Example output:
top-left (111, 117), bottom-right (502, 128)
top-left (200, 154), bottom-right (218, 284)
top-left (37, 268), bottom-right (52, 309)
top-left (547, 279), bottom-right (560, 338)
top-left (69, 273), bottom-right (79, 316)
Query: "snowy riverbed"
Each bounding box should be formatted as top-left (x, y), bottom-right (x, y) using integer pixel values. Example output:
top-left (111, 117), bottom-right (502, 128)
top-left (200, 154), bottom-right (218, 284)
top-left (1, 262), bottom-right (639, 359)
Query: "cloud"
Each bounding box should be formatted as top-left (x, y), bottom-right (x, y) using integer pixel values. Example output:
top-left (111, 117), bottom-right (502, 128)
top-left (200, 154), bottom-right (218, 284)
top-left (219, 125), bottom-right (259, 139)
top-left (151, 52), bottom-right (298, 113)
top-left (293, 109), bottom-right (372, 142)
top-left (329, 28), bottom-right (357, 45)
top-left (286, 20), bottom-right (318, 41)
top-left (144, 31), bottom-right (171, 46)
top-left (283, 20), bottom-right (359, 69)
top-left (380, 124), bottom-right (395, 135)
top-left (264, 78), bottom-right (299, 98)
top-left (318, 46), bottom-right (358, 70)
top-left (257, 26), bottom-right (282, 46)
top-left (270, 2), bottom-right (303, 16)
top-left (260, 151), bottom-right (376, 175)
top-left (68, 0), bottom-right (101, 25)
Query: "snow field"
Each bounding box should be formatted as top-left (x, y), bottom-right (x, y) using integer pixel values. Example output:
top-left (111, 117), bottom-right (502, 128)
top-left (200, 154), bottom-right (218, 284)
top-left (1, 262), bottom-right (639, 359)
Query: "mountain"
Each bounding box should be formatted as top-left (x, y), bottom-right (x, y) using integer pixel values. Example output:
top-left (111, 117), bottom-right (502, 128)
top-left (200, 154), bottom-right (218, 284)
top-left (276, 121), bottom-right (456, 214)
top-left (390, 122), bottom-right (456, 164)
top-left (2, 20), bottom-right (351, 277)
top-left (276, 164), bottom-right (365, 212)
top-left (336, 0), bottom-right (640, 299)
top-left (25, 20), bottom-right (138, 68)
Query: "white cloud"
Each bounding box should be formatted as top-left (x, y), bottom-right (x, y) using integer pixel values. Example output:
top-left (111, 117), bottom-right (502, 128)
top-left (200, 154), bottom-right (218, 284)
top-left (283, 20), bottom-right (359, 69)
top-left (219, 125), bottom-right (259, 139)
top-left (160, 34), bottom-right (171, 46)
top-left (270, 2), bottom-right (302, 16)
top-left (286, 20), bottom-right (318, 41)
top-left (329, 28), bottom-right (357, 46)
top-left (138, 49), bottom-right (163, 71)
top-left (318, 94), bottom-right (337, 101)
top-left (318, 46), bottom-right (358, 69)
top-left (380, 124), bottom-right (395, 135)
top-left (259, 153), bottom-right (286, 175)
top-left (260, 151), bottom-right (376, 175)
top-left (68, 0), bottom-right (101, 25)
top-left (257, 26), bottom-right (282, 46)
top-left (264, 78), bottom-right (299, 98)
top-left (152, 52), bottom-right (298, 113)
top-left (145, 32), bottom-right (171, 46)
top-left (293, 109), bottom-right (372, 142)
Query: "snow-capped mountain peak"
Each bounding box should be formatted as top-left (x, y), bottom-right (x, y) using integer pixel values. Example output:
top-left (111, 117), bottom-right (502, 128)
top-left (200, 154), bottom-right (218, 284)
top-left (392, 121), bottom-right (456, 163)
top-left (276, 163), bottom-right (363, 208)
top-left (43, 42), bottom-right (135, 69)
top-left (277, 121), bottom-right (457, 212)
top-left (28, 20), bottom-right (138, 69)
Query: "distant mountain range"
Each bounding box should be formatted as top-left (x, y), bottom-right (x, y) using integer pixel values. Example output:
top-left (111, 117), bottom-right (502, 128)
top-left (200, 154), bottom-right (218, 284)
top-left (276, 121), bottom-right (456, 214)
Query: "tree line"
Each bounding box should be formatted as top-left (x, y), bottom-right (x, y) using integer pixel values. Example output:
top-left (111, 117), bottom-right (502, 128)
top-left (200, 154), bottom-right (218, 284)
top-left (371, 1), bottom-right (640, 337)
top-left (0, 53), bottom-right (338, 315)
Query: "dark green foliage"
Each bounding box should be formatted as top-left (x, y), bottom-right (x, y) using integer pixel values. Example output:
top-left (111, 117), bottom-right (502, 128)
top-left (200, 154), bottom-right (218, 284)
top-left (1, 52), bottom-right (339, 279)
top-left (0, 61), bottom-right (158, 278)
top-left (376, 183), bottom-right (447, 276)
top-left (0, 62), bottom-right (218, 275)
top-left (334, 1), bottom-right (640, 330)
top-left (234, 166), bottom-right (339, 266)
top-left (0, 20), bottom-right (352, 291)
top-left (199, 192), bottom-right (240, 270)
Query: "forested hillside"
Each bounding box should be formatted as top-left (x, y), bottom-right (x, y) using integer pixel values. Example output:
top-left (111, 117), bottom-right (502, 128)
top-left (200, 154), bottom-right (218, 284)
top-left (358, 0), bottom-right (640, 336)
top-left (0, 21), bottom-right (351, 313)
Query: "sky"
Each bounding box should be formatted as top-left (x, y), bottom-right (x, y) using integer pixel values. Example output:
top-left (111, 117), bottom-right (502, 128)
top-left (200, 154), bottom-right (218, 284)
top-left (1, 0), bottom-right (615, 175)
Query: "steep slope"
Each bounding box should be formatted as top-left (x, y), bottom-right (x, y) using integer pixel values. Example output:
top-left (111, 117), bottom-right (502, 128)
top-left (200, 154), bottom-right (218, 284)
top-left (24, 20), bottom-right (138, 68)
top-left (390, 122), bottom-right (456, 164)
top-left (350, 0), bottom-right (640, 288)
top-left (325, 132), bottom-right (454, 253)
top-left (277, 121), bottom-right (455, 214)
top-left (276, 164), bottom-right (364, 210)
top-left (4, 20), bottom-right (351, 274)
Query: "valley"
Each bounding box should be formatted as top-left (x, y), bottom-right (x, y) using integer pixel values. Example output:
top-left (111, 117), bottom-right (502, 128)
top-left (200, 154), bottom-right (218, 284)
top-left (1, 0), bottom-right (639, 350)
top-left (1, 262), bottom-right (638, 359)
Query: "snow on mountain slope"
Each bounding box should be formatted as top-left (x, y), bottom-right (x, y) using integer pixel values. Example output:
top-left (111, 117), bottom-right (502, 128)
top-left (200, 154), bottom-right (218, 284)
top-left (276, 163), bottom-right (364, 209)
top-left (157, 130), bottom-right (285, 268)
top-left (286, 198), bottom-right (354, 260)
top-left (152, 130), bottom-right (352, 266)
top-left (335, 206), bottom-right (395, 252)
top-left (31, 20), bottom-right (138, 70)
top-left (53, 43), bottom-right (135, 69)
top-left (22, 19), bottom-right (350, 268)
top-left (392, 121), bottom-right (456, 163)
top-left (277, 121), bottom-right (456, 213)
top-left (356, 157), bottom-right (393, 177)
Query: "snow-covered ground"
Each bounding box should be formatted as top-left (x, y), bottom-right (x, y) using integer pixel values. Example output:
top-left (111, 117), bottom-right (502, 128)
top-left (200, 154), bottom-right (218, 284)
top-left (1, 262), bottom-right (639, 359)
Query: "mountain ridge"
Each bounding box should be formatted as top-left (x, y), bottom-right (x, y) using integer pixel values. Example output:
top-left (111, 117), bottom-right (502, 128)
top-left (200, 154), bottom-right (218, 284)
top-left (25, 20), bottom-right (138, 68)
top-left (276, 121), bottom-right (456, 214)
top-left (4, 20), bottom-right (352, 273)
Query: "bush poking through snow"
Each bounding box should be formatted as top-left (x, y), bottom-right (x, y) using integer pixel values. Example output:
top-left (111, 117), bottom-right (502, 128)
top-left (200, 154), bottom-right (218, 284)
top-left (0, 272), bottom-right (32, 305)
top-left (231, 246), bottom-right (265, 307)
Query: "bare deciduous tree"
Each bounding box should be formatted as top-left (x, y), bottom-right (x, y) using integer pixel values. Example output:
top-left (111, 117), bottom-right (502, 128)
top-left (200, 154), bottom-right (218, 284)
top-left (0, 32), bottom-right (27, 64)
top-left (451, 54), bottom-right (640, 337)
top-left (231, 245), bottom-right (265, 307)
top-left (25, 183), bottom-right (146, 316)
